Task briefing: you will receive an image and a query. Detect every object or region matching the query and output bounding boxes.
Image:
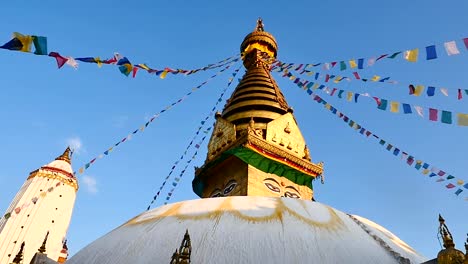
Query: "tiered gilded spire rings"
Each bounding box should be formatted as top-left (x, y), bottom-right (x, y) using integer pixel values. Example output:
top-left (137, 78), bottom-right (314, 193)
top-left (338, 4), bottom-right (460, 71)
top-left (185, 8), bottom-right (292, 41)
top-left (437, 214), bottom-right (465, 264)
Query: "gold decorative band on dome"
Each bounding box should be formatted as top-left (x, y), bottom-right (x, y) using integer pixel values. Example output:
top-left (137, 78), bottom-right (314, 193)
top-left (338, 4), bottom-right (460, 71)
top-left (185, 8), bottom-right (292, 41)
top-left (125, 197), bottom-right (345, 232)
top-left (28, 170), bottom-right (79, 191)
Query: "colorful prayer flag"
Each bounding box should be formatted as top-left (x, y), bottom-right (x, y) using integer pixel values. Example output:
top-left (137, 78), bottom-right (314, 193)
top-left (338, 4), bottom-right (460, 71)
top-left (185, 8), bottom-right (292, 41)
top-left (429, 108), bottom-right (438, 121)
top-left (458, 89), bottom-right (463, 100)
top-left (446, 183), bottom-right (456, 189)
top-left (402, 103), bottom-right (412, 114)
top-left (426, 86), bottom-right (435, 96)
top-left (340, 61), bottom-right (346, 71)
top-left (440, 88), bottom-right (448, 96)
top-left (32, 36), bottom-right (47, 55)
top-left (13, 32), bottom-right (33, 52)
top-left (441, 111), bottom-right (452, 124)
top-left (425, 45), bottom-right (437, 60)
top-left (414, 106), bottom-right (424, 117)
top-left (346, 92), bottom-right (353, 101)
top-left (0, 37), bottom-right (23, 50)
top-left (48, 52), bottom-right (68, 69)
top-left (349, 60), bottom-right (357, 68)
top-left (414, 85), bottom-right (424, 96)
top-left (377, 99), bottom-right (388, 110)
top-left (358, 58), bottom-right (364, 69)
top-left (457, 113), bottom-right (468, 126)
top-left (390, 101), bottom-right (399, 113)
top-left (444, 41), bottom-right (460, 56)
top-left (404, 48), bottom-right (419, 62)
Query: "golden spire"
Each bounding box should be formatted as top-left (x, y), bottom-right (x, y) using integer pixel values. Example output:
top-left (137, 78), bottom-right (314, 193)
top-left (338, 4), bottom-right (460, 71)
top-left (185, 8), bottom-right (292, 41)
top-left (55, 147), bottom-right (72, 164)
top-left (11, 242), bottom-right (25, 264)
top-left (170, 249), bottom-right (179, 264)
top-left (169, 230), bottom-right (192, 264)
top-left (178, 230), bottom-right (192, 264)
top-left (37, 231), bottom-right (49, 254)
top-left (437, 214), bottom-right (465, 264)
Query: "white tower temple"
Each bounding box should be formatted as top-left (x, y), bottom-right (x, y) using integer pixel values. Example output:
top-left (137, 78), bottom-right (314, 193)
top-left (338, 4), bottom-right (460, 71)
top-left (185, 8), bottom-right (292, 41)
top-left (0, 147), bottom-right (78, 264)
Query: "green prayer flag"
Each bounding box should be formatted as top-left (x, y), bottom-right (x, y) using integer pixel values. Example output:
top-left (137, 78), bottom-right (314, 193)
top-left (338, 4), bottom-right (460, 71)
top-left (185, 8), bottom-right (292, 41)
top-left (32, 36), bottom-right (47, 55)
top-left (338, 90), bottom-right (344, 98)
top-left (441, 111), bottom-right (452, 124)
top-left (377, 99), bottom-right (388, 110)
top-left (388, 52), bottom-right (402, 59)
top-left (340, 61), bottom-right (346, 71)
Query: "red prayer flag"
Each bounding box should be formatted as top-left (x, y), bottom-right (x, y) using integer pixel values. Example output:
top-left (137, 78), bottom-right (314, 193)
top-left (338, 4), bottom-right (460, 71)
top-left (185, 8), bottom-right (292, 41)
top-left (376, 54), bottom-right (388, 61)
top-left (429, 108), bottom-right (438, 121)
top-left (330, 62), bottom-right (337, 67)
top-left (463, 38), bottom-right (468, 49)
top-left (330, 88), bottom-right (337, 96)
top-left (352, 72), bottom-right (360, 80)
top-left (446, 183), bottom-right (456, 189)
top-left (48, 52), bottom-right (68, 69)
top-left (458, 89), bottom-right (463, 100)
top-left (325, 74), bottom-right (330, 82)
top-left (372, 97), bottom-right (381, 106)
top-left (409, 84), bottom-right (415, 95)
top-left (132, 67), bottom-right (138, 78)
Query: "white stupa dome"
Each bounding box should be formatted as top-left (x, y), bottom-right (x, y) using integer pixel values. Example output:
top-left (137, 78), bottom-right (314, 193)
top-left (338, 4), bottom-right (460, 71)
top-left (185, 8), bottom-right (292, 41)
top-left (68, 196), bottom-right (427, 264)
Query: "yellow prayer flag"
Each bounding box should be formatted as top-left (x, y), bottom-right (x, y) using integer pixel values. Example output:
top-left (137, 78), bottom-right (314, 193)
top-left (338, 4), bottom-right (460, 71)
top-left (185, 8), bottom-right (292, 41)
top-left (138, 64), bottom-right (150, 71)
top-left (140, 126), bottom-right (145, 131)
top-left (306, 71), bottom-right (314, 76)
top-left (160, 70), bottom-right (168, 79)
top-left (422, 169), bottom-right (430, 175)
top-left (414, 85), bottom-right (424, 96)
top-left (349, 59), bottom-right (357, 68)
top-left (78, 167), bottom-right (84, 174)
top-left (325, 103), bottom-right (331, 110)
top-left (390, 101), bottom-right (399, 113)
top-left (312, 84), bottom-right (319, 90)
top-left (346, 92), bottom-right (353, 101)
top-left (13, 32), bottom-right (33, 52)
top-left (457, 113), bottom-right (468, 126)
top-left (289, 75), bottom-right (295, 80)
top-left (404, 48), bottom-right (419, 62)
top-left (95, 57), bottom-right (102, 68)
top-left (371, 75), bottom-right (381, 82)
top-left (457, 179), bottom-right (464, 185)
top-left (333, 76), bottom-right (342, 83)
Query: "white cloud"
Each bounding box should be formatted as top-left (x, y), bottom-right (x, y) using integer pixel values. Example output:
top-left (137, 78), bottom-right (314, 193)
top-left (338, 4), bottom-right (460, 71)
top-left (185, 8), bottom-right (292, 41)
top-left (66, 137), bottom-right (83, 155)
top-left (82, 175), bottom-right (98, 194)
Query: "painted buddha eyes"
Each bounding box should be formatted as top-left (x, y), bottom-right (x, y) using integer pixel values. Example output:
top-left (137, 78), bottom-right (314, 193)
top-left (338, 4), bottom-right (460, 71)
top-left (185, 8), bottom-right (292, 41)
top-left (264, 182), bottom-right (281, 193)
top-left (263, 178), bottom-right (301, 199)
top-left (210, 189), bottom-right (223, 198)
top-left (223, 180), bottom-right (237, 195)
top-left (284, 191), bottom-right (300, 199)
top-left (210, 180), bottom-right (237, 198)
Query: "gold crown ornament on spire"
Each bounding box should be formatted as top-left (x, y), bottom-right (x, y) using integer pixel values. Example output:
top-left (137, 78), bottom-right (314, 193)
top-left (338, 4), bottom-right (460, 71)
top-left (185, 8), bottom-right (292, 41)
top-left (240, 18), bottom-right (278, 68)
top-left (55, 146), bottom-right (72, 164)
top-left (437, 214), bottom-right (465, 264)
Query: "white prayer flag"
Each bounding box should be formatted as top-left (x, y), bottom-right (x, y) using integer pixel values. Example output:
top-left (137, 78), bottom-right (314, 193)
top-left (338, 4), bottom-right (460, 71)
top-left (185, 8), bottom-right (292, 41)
top-left (66, 57), bottom-right (78, 69)
top-left (367, 57), bottom-right (376, 66)
top-left (414, 106), bottom-right (424, 117)
top-left (440, 88), bottom-right (449, 96)
top-left (444, 41), bottom-right (460, 56)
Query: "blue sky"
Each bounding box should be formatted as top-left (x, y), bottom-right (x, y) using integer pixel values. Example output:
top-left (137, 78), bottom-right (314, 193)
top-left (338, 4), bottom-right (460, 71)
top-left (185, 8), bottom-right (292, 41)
top-left (0, 0), bottom-right (467, 259)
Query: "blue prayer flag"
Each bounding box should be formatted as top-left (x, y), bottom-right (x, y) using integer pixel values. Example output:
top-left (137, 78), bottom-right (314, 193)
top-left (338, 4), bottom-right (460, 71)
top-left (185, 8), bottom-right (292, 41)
top-left (426, 86), bottom-right (435, 96)
top-left (358, 58), bottom-right (364, 69)
top-left (426, 45), bottom-right (437, 60)
top-left (402, 103), bottom-right (412, 114)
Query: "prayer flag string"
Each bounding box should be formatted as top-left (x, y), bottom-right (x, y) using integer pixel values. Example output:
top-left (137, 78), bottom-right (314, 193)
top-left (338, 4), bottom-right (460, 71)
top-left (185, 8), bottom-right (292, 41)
top-left (278, 72), bottom-right (467, 199)
top-left (1, 181), bottom-right (64, 222)
top-left (0, 32), bottom-right (240, 79)
top-left (74, 60), bottom-right (238, 176)
top-left (272, 61), bottom-right (396, 85)
top-left (146, 66), bottom-right (242, 210)
top-left (275, 62), bottom-right (468, 100)
top-left (276, 66), bottom-right (468, 126)
top-left (275, 37), bottom-right (468, 71)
